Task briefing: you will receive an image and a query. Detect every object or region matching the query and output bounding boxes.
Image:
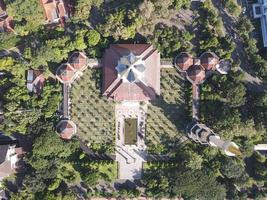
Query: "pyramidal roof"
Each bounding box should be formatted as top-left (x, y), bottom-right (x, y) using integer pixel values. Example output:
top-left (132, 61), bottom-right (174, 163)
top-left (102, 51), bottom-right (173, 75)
top-left (115, 52), bottom-right (146, 84)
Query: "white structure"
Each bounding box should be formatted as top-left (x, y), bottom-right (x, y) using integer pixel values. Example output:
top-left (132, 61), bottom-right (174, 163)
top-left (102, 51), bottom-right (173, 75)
top-left (116, 53), bottom-right (146, 84)
top-left (253, 0), bottom-right (267, 47)
top-left (0, 135), bottom-right (20, 181)
top-left (254, 144), bottom-right (267, 151)
top-left (188, 123), bottom-right (241, 156)
top-left (216, 60), bottom-right (231, 75)
top-left (115, 102), bottom-right (147, 179)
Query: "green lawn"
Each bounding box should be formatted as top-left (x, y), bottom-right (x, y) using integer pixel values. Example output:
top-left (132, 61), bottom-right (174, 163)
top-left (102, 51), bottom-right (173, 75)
top-left (124, 118), bottom-right (137, 145)
top-left (70, 69), bottom-right (115, 153)
top-left (146, 69), bottom-right (190, 154)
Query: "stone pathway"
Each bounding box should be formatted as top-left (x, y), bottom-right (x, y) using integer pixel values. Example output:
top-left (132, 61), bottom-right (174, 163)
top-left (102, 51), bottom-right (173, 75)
top-left (115, 102), bottom-right (148, 180)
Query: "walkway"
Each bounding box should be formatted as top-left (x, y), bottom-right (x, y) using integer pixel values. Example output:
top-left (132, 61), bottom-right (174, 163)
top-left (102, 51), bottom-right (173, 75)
top-left (62, 83), bottom-right (70, 119)
top-left (192, 84), bottom-right (200, 120)
top-left (115, 102), bottom-right (148, 180)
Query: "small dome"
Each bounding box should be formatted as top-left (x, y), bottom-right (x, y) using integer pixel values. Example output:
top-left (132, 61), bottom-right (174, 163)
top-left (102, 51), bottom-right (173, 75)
top-left (175, 52), bottom-right (193, 71)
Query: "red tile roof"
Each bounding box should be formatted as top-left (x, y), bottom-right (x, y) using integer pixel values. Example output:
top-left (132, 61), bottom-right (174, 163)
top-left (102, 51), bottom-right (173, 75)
top-left (68, 52), bottom-right (88, 71)
top-left (56, 120), bottom-right (76, 140)
top-left (27, 70), bottom-right (45, 95)
top-left (0, 16), bottom-right (14, 33)
top-left (186, 65), bottom-right (205, 85)
top-left (56, 63), bottom-right (76, 84)
top-left (40, 0), bottom-right (68, 24)
top-left (200, 52), bottom-right (219, 71)
top-left (175, 52), bottom-right (193, 71)
top-left (102, 44), bottom-right (161, 101)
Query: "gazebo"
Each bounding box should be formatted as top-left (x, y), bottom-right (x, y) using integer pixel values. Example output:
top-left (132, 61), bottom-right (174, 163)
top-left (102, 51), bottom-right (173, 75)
top-left (56, 63), bottom-right (76, 84)
top-left (186, 65), bottom-right (206, 85)
top-left (56, 120), bottom-right (77, 140)
top-left (200, 52), bottom-right (219, 71)
top-left (175, 52), bottom-right (194, 72)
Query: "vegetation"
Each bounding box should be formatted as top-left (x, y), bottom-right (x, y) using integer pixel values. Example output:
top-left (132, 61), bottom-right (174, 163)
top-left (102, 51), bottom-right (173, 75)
top-left (71, 69), bottom-right (115, 153)
top-left (222, 0), bottom-right (242, 17)
top-left (146, 69), bottom-right (190, 154)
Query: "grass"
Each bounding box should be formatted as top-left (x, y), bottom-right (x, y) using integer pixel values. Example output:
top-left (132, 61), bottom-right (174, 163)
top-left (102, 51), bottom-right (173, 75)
top-left (146, 69), bottom-right (190, 154)
top-left (124, 118), bottom-right (137, 145)
top-left (71, 69), bottom-right (115, 153)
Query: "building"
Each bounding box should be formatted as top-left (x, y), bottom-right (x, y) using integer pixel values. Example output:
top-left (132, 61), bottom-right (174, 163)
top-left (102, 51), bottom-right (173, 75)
top-left (56, 63), bottom-right (76, 84)
top-left (56, 52), bottom-right (89, 84)
top-left (174, 51), bottom-right (221, 85)
top-left (0, 134), bottom-right (22, 181)
top-left (68, 52), bottom-right (89, 71)
top-left (188, 123), bottom-right (241, 156)
top-left (253, 0), bottom-right (267, 47)
top-left (0, 2), bottom-right (14, 33)
top-left (26, 70), bottom-right (45, 95)
top-left (175, 52), bottom-right (193, 72)
top-left (254, 144), bottom-right (267, 154)
top-left (186, 65), bottom-right (206, 85)
top-left (216, 60), bottom-right (231, 74)
top-left (40, 0), bottom-right (68, 24)
top-left (56, 120), bottom-right (77, 140)
top-left (102, 44), bottom-right (161, 101)
top-left (199, 52), bottom-right (219, 71)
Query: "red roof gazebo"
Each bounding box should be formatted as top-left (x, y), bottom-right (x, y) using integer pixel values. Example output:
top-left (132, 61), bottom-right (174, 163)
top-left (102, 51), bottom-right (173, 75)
top-left (186, 65), bottom-right (206, 85)
top-left (56, 63), bottom-right (76, 84)
top-left (68, 52), bottom-right (89, 71)
top-left (56, 120), bottom-right (76, 140)
top-left (175, 52), bottom-right (193, 72)
top-left (200, 52), bottom-right (219, 71)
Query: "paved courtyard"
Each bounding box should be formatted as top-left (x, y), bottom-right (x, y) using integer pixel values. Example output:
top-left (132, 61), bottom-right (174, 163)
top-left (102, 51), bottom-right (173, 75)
top-left (115, 102), bottom-right (147, 180)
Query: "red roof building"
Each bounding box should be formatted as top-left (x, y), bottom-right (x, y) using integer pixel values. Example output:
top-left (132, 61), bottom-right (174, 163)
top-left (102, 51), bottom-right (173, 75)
top-left (175, 52), bottom-right (193, 72)
top-left (40, 0), bottom-right (68, 24)
top-left (26, 70), bottom-right (45, 95)
top-left (56, 120), bottom-right (76, 140)
top-left (56, 63), bottom-right (76, 84)
top-left (186, 65), bottom-right (206, 85)
top-left (102, 44), bottom-right (160, 101)
top-left (0, 1), bottom-right (14, 34)
top-left (200, 52), bottom-right (219, 71)
top-left (68, 52), bottom-right (89, 71)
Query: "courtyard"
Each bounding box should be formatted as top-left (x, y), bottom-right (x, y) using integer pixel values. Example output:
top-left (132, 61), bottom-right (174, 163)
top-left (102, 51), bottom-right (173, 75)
top-left (70, 67), bottom-right (188, 155)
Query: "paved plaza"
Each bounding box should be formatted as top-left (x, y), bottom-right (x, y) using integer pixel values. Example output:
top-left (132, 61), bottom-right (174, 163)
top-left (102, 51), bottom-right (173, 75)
top-left (115, 102), bottom-right (148, 180)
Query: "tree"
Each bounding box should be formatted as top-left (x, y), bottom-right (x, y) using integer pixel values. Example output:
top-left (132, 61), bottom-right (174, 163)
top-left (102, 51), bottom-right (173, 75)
top-left (171, 169), bottom-right (226, 199)
top-left (6, 0), bottom-right (44, 35)
top-left (86, 30), bottom-right (100, 47)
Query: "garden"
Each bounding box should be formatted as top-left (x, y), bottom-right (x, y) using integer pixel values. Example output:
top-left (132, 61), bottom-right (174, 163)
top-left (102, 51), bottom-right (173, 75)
top-left (71, 69), bottom-right (115, 153)
top-left (146, 68), bottom-right (191, 154)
